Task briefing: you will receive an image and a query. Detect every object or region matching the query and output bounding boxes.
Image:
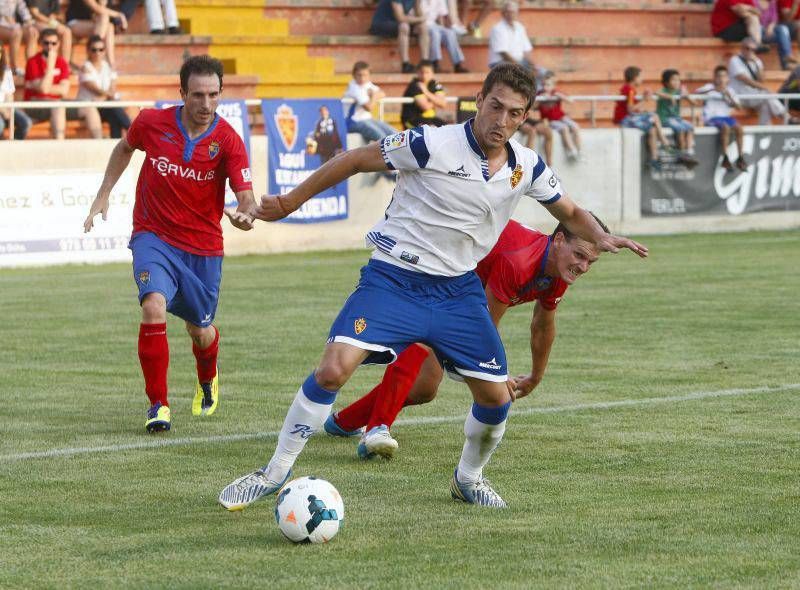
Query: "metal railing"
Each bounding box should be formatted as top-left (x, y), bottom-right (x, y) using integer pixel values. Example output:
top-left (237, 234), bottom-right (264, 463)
top-left (5, 93), bottom-right (800, 140)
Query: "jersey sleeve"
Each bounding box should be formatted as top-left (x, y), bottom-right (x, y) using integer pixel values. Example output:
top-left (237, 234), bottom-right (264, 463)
top-left (524, 155), bottom-right (562, 204)
top-left (380, 126), bottom-right (431, 171)
top-left (125, 108), bottom-right (148, 150)
top-left (224, 130), bottom-right (253, 192)
top-left (485, 254), bottom-right (520, 305)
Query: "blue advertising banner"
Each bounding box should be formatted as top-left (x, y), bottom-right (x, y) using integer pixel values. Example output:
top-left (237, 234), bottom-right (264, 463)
top-left (262, 98), bottom-right (348, 223)
top-left (155, 99), bottom-right (251, 208)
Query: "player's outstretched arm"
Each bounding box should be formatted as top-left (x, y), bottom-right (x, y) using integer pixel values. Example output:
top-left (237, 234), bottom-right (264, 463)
top-left (223, 189), bottom-right (257, 231)
top-left (513, 302), bottom-right (556, 400)
top-left (255, 142), bottom-right (388, 221)
top-left (544, 193), bottom-right (649, 258)
top-left (84, 138), bottom-right (135, 232)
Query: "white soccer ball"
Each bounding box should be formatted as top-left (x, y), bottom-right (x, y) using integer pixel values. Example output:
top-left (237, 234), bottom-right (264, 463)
top-left (275, 476), bottom-right (344, 544)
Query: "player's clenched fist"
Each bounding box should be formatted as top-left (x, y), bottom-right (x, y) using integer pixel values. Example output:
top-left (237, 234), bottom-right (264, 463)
top-left (255, 194), bottom-right (294, 221)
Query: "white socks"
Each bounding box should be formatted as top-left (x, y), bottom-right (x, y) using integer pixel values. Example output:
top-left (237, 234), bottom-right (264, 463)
top-left (456, 402), bottom-right (510, 484)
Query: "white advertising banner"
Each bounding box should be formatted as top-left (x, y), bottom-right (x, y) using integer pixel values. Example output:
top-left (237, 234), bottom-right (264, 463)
top-left (0, 169), bottom-right (137, 267)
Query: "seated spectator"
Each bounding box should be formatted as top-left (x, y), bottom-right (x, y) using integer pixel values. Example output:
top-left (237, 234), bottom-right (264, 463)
top-left (143, 0), bottom-right (181, 34)
top-left (27, 0), bottom-right (73, 66)
top-left (759, 0), bottom-right (796, 69)
top-left (23, 28), bottom-right (68, 138)
top-left (343, 61), bottom-right (397, 143)
top-left (519, 117), bottom-right (552, 164)
top-left (421, 0), bottom-right (468, 72)
top-left (777, 63), bottom-right (800, 117)
top-left (452, 0), bottom-right (494, 37)
top-left (778, 0), bottom-right (800, 50)
top-left (0, 0), bottom-right (39, 75)
top-left (613, 65), bottom-right (670, 171)
top-left (369, 0), bottom-right (430, 74)
top-left (696, 65), bottom-right (749, 171)
top-left (77, 34), bottom-right (130, 137)
top-left (400, 59), bottom-right (447, 128)
top-left (0, 42), bottom-right (32, 138)
top-left (728, 36), bottom-right (787, 123)
top-left (711, 0), bottom-right (767, 47)
top-left (655, 69), bottom-right (700, 167)
top-left (66, 0), bottom-right (127, 69)
top-left (537, 72), bottom-right (584, 162)
top-left (488, 2), bottom-right (531, 69)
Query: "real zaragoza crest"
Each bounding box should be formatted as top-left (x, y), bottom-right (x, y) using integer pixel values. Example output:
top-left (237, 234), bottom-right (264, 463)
top-left (510, 164), bottom-right (523, 189)
top-left (354, 317), bottom-right (367, 335)
top-left (208, 140), bottom-right (220, 159)
top-left (274, 104), bottom-right (298, 151)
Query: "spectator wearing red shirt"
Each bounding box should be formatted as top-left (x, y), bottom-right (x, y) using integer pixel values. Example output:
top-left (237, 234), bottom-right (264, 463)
top-left (23, 28), bottom-right (69, 139)
top-left (83, 56), bottom-right (258, 433)
top-left (536, 72), bottom-right (583, 163)
top-left (712, 0), bottom-right (769, 47)
top-left (613, 66), bottom-right (669, 171)
top-left (324, 216), bottom-right (608, 459)
top-left (779, 0), bottom-right (800, 42)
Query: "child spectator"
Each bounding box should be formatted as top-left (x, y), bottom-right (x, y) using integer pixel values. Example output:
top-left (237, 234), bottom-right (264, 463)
top-left (401, 59), bottom-right (447, 128)
top-left (696, 65), bottom-right (749, 171)
top-left (655, 68), bottom-right (700, 167)
top-left (0, 42), bottom-right (32, 138)
top-left (536, 72), bottom-right (583, 162)
top-left (343, 61), bottom-right (397, 143)
top-left (420, 0), bottom-right (469, 72)
top-left (23, 28), bottom-right (68, 139)
top-left (369, 0), bottom-right (430, 73)
top-left (613, 65), bottom-right (670, 170)
top-left (27, 0), bottom-right (73, 66)
top-left (0, 0), bottom-right (39, 75)
top-left (77, 34), bottom-right (130, 138)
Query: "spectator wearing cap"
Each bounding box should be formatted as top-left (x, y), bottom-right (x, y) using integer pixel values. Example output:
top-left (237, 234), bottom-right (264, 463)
top-left (27, 0), bottom-right (73, 66)
top-left (400, 59), bottom-right (447, 128)
top-left (0, 0), bottom-right (39, 75)
top-left (343, 61), bottom-right (397, 143)
top-left (421, 0), bottom-right (468, 72)
top-left (77, 34), bottom-right (130, 137)
top-left (370, 0), bottom-right (430, 74)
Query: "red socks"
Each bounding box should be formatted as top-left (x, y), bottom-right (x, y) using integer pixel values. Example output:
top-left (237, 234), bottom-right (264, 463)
top-left (192, 326), bottom-right (219, 384)
top-left (335, 344), bottom-right (430, 432)
top-left (138, 322), bottom-right (169, 407)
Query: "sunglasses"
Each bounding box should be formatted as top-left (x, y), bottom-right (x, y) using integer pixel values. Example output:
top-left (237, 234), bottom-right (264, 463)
top-left (90, 46), bottom-right (106, 52)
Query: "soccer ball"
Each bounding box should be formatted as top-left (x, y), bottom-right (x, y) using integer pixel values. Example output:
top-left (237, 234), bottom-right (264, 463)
top-left (275, 476), bottom-right (344, 544)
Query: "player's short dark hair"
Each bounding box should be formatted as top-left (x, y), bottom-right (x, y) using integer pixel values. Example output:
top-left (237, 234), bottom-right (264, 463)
top-left (661, 68), bottom-right (680, 87)
top-left (180, 55), bottom-right (224, 93)
top-left (714, 65), bottom-right (728, 76)
top-left (623, 66), bottom-right (641, 83)
top-left (481, 62), bottom-right (536, 110)
top-left (552, 212), bottom-right (609, 241)
top-left (417, 59), bottom-right (435, 71)
top-left (40, 28), bottom-right (58, 41)
top-left (352, 61), bottom-right (370, 75)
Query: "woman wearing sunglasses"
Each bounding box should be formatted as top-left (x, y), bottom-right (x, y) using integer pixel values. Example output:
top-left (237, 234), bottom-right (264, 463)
top-left (77, 34), bottom-right (129, 138)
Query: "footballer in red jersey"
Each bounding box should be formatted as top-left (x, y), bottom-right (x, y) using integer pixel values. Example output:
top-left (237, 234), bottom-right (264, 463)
top-left (326, 216), bottom-right (607, 458)
top-left (83, 56), bottom-right (257, 433)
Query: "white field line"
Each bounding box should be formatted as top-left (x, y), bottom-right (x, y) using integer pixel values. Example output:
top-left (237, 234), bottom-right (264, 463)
top-left (2, 383), bottom-right (798, 463)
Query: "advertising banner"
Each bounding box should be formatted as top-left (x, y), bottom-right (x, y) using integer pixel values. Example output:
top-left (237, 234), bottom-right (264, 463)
top-left (262, 98), bottom-right (348, 223)
top-left (641, 128), bottom-right (800, 216)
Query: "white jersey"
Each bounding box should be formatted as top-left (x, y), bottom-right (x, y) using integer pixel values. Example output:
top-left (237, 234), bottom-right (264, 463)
top-left (369, 120), bottom-right (562, 276)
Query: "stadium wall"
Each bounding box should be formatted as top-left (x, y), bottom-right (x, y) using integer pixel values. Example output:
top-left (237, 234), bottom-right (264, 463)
top-left (1, 130), bottom-right (799, 268)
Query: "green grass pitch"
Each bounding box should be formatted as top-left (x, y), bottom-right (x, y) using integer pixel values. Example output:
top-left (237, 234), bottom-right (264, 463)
top-left (1, 230), bottom-right (798, 588)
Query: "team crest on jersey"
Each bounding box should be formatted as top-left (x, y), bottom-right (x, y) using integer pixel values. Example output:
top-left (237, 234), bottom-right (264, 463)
top-left (138, 271), bottom-right (150, 285)
top-left (274, 104), bottom-right (298, 151)
top-left (510, 164), bottom-right (523, 189)
top-left (534, 276), bottom-right (552, 290)
top-left (354, 317), bottom-right (367, 335)
top-left (208, 141), bottom-right (220, 159)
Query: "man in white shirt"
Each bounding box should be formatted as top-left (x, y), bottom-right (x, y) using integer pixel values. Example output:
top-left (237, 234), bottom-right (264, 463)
top-left (727, 36), bottom-right (786, 125)
top-left (343, 61), bottom-right (397, 143)
top-left (219, 63), bottom-right (648, 511)
top-left (488, 1), bottom-right (532, 69)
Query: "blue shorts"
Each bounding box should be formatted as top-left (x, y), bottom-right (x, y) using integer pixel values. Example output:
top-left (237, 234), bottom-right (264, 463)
top-left (328, 259), bottom-right (507, 382)
top-left (621, 113), bottom-right (654, 132)
top-left (129, 232), bottom-right (222, 327)
top-left (664, 117), bottom-right (694, 134)
top-left (706, 116), bottom-right (738, 129)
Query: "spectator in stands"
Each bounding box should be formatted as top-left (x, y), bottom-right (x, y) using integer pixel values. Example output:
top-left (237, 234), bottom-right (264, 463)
top-left (23, 27), bottom-right (68, 138)
top-left (536, 72), bottom-right (584, 162)
top-left (309, 104), bottom-right (344, 164)
top-left (27, 0), bottom-right (73, 66)
top-left (0, 41), bottom-right (32, 138)
top-left (421, 0), bottom-right (469, 72)
top-left (400, 59), bottom-right (447, 128)
top-left (369, 0), bottom-right (430, 74)
top-left (450, 0), bottom-right (494, 38)
top-left (66, 0), bottom-right (127, 69)
top-left (0, 0), bottom-right (38, 75)
top-left (519, 117), bottom-right (552, 164)
top-left (488, 2), bottom-right (531, 69)
top-left (343, 61), bottom-right (397, 143)
top-left (778, 0), bottom-right (800, 52)
top-left (77, 34), bottom-right (130, 137)
top-left (613, 65), bottom-right (670, 171)
top-left (728, 36), bottom-right (787, 123)
top-left (655, 69), bottom-right (700, 167)
top-left (141, 0), bottom-right (181, 34)
top-left (711, 0), bottom-right (768, 48)
top-left (777, 64), bottom-right (800, 118)
top-left (696, 65), bottom-right (749, 171)
top-left (760, 0), bottom-right (796, 69)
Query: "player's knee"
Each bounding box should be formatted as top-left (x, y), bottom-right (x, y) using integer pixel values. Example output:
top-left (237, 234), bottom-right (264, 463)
top-left (410, 384), bottom-right (438, 404)
top-left (140, 293), bottom-right (167, 322)
top-left (314, 363), bottom-right (349, 391)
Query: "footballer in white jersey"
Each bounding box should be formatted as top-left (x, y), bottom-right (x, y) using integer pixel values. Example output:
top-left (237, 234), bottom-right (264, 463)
top-left (219, 63), bottom-right (648, 512)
